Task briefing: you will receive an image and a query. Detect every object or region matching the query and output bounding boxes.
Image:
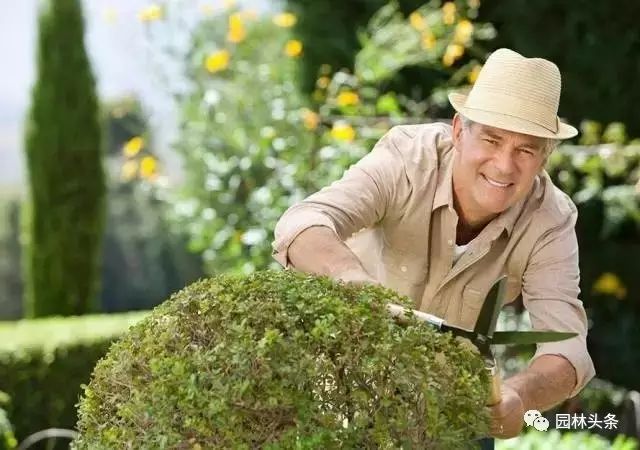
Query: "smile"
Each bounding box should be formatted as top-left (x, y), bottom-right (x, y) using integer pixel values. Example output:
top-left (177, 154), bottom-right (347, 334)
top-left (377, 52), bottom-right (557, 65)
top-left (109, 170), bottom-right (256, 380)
top-left (482, 174), bottom-right (513, 188)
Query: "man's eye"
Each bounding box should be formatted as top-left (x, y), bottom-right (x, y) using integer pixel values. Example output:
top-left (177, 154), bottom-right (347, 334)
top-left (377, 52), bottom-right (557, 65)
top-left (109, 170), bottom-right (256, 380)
top-left (520, 149), bottom-right (534, 156)
top-left (483, 139), bottom-right (497, 145)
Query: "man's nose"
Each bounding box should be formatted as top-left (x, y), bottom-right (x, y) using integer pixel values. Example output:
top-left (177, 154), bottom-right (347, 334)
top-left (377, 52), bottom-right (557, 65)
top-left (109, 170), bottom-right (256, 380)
top-left (492, 149), bottom-right (516, 176)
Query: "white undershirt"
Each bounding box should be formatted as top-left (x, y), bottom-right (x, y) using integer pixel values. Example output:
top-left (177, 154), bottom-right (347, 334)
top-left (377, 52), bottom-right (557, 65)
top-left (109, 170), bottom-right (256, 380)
top-left (453, 243), bottom-right (469, 264)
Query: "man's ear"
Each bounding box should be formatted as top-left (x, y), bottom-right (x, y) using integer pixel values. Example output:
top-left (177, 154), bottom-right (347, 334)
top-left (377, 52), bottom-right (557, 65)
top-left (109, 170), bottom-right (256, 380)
top-left (451, 113), bottom-right (464, 147)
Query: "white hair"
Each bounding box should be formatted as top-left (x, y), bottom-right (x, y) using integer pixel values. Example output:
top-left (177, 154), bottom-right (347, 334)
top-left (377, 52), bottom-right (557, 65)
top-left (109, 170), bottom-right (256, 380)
top-left (457, 114), bottom-right (558, 157)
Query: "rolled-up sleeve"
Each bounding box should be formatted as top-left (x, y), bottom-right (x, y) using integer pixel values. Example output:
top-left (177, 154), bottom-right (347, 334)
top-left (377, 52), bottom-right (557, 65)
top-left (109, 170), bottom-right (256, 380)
top-left (272, 128), bottom-right (406, 267)
top-left (522, 206), bottom-right (596, 398)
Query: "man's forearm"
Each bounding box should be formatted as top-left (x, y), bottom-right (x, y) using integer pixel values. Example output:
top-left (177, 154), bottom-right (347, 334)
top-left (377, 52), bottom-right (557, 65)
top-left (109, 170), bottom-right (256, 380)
top-left (504, 354), bottom-right (577, 412)
top-left (287, 226), bottom-right (371, 279)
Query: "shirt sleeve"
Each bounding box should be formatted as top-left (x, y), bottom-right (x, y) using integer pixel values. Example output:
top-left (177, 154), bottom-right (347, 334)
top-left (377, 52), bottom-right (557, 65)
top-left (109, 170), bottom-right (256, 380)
top-left (271, 127), bottom-right (407, 268)
top-left (522, 206), bottom-right (596, 398)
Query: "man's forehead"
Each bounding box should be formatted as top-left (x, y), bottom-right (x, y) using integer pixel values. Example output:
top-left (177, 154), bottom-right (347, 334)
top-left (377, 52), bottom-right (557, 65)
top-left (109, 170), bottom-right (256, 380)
top-left (474, 123), bottom-right (544, 146)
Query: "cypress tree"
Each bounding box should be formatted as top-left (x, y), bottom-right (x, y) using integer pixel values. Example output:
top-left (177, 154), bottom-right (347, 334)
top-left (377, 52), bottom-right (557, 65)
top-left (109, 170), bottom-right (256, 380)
top-left (23, 0), bottom-right (106, 317)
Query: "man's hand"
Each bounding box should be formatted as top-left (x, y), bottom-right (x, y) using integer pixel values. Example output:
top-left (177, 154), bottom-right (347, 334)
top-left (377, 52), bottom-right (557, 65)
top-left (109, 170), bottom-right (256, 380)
top-left (488, 384), bottom-right (525, 439)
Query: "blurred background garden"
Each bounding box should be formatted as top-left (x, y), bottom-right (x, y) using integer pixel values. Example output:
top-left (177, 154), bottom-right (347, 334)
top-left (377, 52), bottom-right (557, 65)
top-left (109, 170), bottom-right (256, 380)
top-left (0, 0), bottom-right (639, 448)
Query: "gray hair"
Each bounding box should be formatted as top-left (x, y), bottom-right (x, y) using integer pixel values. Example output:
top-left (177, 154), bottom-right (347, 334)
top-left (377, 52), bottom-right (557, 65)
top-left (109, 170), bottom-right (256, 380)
top-left (457, 114), bottom-right (558, 157)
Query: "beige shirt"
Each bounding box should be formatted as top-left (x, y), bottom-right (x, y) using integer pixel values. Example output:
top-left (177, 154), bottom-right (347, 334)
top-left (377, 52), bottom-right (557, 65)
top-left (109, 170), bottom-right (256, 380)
top-left (272, 123), bottom-right (595, 397)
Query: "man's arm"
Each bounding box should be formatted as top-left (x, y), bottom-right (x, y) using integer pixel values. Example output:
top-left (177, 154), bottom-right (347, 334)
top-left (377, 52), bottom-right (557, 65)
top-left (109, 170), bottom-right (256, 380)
top-left (272, 128), bottom-right (411, 278)
top-left (505, 354), bottom-right (577, 412)
top-left (287, 226), bottom-right (377, 283)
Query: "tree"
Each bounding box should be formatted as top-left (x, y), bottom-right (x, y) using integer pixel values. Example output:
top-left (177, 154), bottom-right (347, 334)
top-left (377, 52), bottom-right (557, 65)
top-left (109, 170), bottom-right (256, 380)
top-left (23, 0), bottom-right (106, 317)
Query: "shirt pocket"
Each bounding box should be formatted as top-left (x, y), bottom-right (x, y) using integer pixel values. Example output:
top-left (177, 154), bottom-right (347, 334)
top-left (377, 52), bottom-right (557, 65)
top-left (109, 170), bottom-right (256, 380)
top-left (459, 284), bottom-right (484, 328)
top-left (460, 275), bottom-right (521, 328)
top-left (382, 249), bottom-right (428, 301)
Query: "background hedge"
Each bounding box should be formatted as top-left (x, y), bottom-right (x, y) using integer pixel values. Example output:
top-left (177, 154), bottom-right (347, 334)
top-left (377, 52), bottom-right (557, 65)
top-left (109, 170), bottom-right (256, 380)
top-left (0, 312), bottom-right (146, 442)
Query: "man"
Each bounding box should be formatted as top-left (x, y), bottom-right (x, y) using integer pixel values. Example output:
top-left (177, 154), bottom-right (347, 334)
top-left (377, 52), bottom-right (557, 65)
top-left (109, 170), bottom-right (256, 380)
top-left (271, 48), bottom-right (595, 442)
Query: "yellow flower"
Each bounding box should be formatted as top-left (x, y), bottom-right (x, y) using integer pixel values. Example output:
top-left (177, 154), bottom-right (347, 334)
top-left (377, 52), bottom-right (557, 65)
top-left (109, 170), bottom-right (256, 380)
top-left (316, 76), bottom-right (330, 89)
top-left (227, 13), bottom-right (246, 43)
top-left (336, 91), bottom-right (360, 107)
top-left (442, 43), bottom-right (465, 67)
top-left (409, 12), bottom-right (426, 31)
top-left (468, 0), bottom-right (480, 8)
top-left (331, 122), bottom-right (356, 141)
top-left (139, 156), bottom-right (158, 179)
top-left (421, 31), bottom-right (436, 50)
top-left (138, 4), bottom-right (163, 22)
top-left (454, 19), bottom-right (474, 44)
top-left (121, 160), bottom-right (138, 181)
top-left (123, 136), bottom-right (144, 157)
top-left (302, 109), bottom-right (320, 130)
top-left (273, 12), bottom-right (297, 27)
top-left (284, 40), bottom-right (303, 58)
top-left (442, 2), bottom-right (456, 25)
top-left (593, 272), bottom-right (627, 299)
top-left (467, 64), bottom-right (482, 83)
top-left (205, 50), bottom-right (230, 73)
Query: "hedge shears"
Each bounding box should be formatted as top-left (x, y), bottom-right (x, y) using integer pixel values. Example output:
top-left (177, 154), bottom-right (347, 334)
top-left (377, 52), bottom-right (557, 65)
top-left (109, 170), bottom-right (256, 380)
top-left (386, 276), bottom-right (577, 405)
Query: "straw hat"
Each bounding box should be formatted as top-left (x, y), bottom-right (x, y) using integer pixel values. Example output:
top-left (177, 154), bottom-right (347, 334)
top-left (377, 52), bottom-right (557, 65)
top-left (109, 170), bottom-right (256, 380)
top-left (448, 48), bottom-right (578, 139)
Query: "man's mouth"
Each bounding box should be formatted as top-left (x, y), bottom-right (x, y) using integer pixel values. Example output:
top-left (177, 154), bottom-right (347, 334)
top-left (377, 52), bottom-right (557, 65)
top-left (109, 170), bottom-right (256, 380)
top-left (482, 174), bottom-right (513, 188)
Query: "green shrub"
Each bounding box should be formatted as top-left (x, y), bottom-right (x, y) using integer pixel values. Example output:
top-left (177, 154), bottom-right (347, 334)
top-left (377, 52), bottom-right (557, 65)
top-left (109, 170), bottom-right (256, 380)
top-left (100, 96), bottom-right (205, 312)
top-left (497, 429), bottom-right (639, 450)
top-left (0, 195), bottom-right (22, 320)
top-left (75, 270), bottom-right (490, 448)
top-left (0, 312), bottom-right (147, 442)
top-left (23, 0), bottom-right (106, 317)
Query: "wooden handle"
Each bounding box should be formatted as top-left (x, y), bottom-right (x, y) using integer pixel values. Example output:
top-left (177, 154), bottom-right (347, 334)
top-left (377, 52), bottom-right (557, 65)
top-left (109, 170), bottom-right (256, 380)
top-left (487, 363), bottom-right (502, 406)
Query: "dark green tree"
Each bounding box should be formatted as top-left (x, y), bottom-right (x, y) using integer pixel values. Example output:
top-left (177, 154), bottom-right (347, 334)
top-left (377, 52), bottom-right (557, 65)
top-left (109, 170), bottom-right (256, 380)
top-left (23, 0), bottom-right (106, 317)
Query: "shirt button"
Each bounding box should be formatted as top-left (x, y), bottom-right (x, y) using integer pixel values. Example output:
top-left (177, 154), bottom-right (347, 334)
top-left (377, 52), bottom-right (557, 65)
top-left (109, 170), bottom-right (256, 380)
top-left (400, 265), bottom-right (408, 273)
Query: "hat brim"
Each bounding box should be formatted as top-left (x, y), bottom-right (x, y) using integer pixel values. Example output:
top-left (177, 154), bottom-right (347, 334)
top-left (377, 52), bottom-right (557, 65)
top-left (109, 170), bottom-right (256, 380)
top-left (448, 92), bottom-right (578, 140)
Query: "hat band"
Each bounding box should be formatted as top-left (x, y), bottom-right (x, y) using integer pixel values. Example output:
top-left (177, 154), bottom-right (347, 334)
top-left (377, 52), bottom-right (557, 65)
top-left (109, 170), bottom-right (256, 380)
top-left (465, 91), bottom-right (559, 133)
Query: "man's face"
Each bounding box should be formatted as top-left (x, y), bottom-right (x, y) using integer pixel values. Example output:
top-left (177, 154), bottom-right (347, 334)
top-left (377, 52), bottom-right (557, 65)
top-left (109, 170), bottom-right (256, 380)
top-left (451, 114), bottom-right (548, 225)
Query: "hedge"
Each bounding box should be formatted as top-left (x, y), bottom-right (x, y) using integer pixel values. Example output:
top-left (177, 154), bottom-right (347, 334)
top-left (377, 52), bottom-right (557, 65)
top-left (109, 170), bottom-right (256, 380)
top-left (0, 312), bottom-right (147, 442)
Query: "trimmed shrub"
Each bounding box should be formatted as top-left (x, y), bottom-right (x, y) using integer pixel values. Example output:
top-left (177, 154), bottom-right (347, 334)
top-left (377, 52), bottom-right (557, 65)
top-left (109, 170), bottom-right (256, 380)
top-left (23, 0), bottom-right (106, 317)
top-left (74, 270), bottom-right (490, 448)
top-left (0, 312), bottom-right (147, 442)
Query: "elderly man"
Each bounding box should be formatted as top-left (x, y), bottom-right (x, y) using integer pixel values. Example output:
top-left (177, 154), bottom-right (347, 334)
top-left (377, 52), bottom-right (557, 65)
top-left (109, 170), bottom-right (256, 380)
top-left (272, 48), bottom-right (595, 442)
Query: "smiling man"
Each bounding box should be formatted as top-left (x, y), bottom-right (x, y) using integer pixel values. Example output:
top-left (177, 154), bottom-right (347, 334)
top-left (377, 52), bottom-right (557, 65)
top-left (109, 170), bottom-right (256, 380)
top-left (272, 48), bottom-right (595, 443)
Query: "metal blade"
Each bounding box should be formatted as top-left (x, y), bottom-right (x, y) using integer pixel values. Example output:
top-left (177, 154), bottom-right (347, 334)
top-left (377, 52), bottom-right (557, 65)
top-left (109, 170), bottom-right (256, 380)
top-left (473, 276), bottom-right (507, 339)
top-left (491, 330), bottom-right (578, 345)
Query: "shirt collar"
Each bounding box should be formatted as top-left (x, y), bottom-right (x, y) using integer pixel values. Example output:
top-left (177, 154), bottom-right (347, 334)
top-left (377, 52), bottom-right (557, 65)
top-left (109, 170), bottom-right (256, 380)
top-left (432, 149), bottom-right (455, 212)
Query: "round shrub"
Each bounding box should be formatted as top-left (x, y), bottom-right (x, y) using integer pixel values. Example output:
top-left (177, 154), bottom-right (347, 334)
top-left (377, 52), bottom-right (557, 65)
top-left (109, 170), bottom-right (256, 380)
top-left (74, 270), bottom-right (490, 448)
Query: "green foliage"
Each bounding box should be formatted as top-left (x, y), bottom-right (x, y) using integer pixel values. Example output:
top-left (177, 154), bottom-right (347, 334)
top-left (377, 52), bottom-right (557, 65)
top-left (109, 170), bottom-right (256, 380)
top-left (101, 97), bottom-right (205, 312)
top-left (23, 0), bottom-right (106, 317)
top-left (547, 121), bottom-right (640, 240)
top-left (0, 392), bottom-right (17, 450)
top-left (0, 195), bottom-right (22, 320)
top-left (479, 0), bottom-right (640, 138)
top-left (0, 312), bottom-right (147, 442)
top-left (75, 270), bottom-right (490, 448)
top-left (497, 429), bottom-right (639, 450)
